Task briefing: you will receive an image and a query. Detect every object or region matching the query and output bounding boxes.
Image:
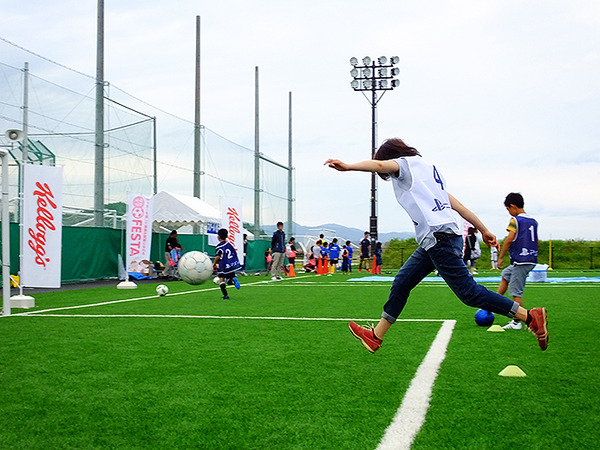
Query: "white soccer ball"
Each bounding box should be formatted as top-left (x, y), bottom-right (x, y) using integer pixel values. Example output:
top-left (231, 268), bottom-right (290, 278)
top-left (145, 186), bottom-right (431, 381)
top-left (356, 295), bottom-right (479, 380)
top-left (178, 251), bottom-right (214, 285)
top-left (156, 284), bottom-right (169, 296)
top-left (213, 276), bottom-right (221, 285)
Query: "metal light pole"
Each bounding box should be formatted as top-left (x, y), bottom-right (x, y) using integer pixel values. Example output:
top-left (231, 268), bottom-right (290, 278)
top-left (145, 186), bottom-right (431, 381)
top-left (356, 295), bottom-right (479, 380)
top-left (349, 56), bottom-right (400, 250)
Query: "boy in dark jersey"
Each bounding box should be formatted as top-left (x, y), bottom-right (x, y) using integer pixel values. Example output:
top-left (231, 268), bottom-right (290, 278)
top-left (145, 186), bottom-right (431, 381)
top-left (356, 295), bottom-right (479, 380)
top-left (329, 238), bottom-right (341, 272)
top-left (497, 193), bottom-right (539, 330)
top-left (213, 228), bottom-right (241, 300)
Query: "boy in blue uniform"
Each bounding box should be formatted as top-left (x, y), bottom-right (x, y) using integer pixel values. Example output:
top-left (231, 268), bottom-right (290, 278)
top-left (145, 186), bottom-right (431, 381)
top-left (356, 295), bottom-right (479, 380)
top-left (329, 238), bottom-right (341, 272)
top-left (341, 241), bottom-right (353, 273)
top-left (497, 193), bottom-right (539, 330)
top-left (213, 228), bottom-right (241, 300)
top-left (320, 241), bottom-right (330, 269)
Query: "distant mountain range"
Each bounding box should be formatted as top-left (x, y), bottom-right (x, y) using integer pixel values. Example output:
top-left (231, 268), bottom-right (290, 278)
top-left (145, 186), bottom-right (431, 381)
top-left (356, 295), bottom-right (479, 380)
top-left (261, 222), bottom-right (414, 243)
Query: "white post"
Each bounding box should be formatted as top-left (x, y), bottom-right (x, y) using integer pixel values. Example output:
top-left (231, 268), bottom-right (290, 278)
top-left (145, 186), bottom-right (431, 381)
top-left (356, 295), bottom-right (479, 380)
top-left (1, 149), bottom-right (10, 315)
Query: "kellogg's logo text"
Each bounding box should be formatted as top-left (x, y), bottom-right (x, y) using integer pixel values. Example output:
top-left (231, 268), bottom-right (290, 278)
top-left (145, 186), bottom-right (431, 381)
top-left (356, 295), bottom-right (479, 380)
top-left (27, 182), bottom-right (57, 268)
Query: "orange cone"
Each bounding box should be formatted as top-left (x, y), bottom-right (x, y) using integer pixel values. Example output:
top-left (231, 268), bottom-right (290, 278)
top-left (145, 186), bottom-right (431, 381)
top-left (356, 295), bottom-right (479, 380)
top-left (317, 258), bottom-right (323, 275)
top-left (324, 257), bottom-right (329, 274)
top-left (288, 264), bottom-right (296, 277)
top-left (371, 255), bottom-right (377, 274)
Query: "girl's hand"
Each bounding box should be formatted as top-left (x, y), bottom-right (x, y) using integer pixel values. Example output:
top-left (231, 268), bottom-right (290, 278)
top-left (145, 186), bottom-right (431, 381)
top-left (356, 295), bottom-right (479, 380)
top-left (324, 159), bottom-right (350, 171)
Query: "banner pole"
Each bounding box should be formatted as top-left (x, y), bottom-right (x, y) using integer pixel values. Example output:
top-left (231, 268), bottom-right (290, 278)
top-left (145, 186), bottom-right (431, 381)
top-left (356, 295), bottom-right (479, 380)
top-left (1, 149), bottom-right (11, 315)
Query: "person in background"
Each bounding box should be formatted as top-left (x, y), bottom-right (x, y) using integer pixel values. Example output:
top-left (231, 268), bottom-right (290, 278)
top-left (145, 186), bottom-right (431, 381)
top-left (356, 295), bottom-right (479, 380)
top-left (497, 192), bottom-right (539, 331)
top-left (271, 221), bottom-right (286, 280)
top-left (240, 233), bottom-right (248, 276)
top-left (345, 240), bottom-right (353, 273)
top-left (329, 238), bottom-right (341, 272)
top-left (286, 237), bottom-right (297, 271)
top-left (374, 242), bottom-right (383, 274)
top-left (164, 230), bottom-right (179, 278)
top-left (265, 249), bottom-right (273, 274)
top-left (464, 227), bottom-right (481, 275)
top-left (490, 245), bottom-right (499, 270)
top-left (169, 244), bottom-right (182, 280)
top-left (313, 240), bottom-right (322, 273)
top-left (321, 241), bottom-right (330, 271)
top-left (359, 231), bottom-right (371, 272)
top-left (213, 228), bottom-right (241, 300)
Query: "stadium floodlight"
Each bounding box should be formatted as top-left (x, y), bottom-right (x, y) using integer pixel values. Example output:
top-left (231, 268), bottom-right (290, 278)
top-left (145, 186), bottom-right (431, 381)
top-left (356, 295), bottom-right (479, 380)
top-left (348, 54), bottom-right (401, 251)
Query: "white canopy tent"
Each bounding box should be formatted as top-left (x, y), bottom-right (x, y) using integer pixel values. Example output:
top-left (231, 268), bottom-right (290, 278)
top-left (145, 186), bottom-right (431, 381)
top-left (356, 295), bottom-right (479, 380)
top-left (152, 191), bottom-right (221, 234)
top-left (151, 191), bottom-right (254, 240)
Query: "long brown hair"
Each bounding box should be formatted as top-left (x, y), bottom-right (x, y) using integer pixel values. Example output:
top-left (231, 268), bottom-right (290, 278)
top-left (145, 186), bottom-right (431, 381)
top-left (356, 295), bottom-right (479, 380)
top-left (373, 138), bottom-right (421, 180)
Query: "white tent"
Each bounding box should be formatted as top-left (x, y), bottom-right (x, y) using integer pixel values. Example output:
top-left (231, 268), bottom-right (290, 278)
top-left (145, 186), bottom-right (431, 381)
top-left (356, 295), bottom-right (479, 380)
top-left (152, 191), bottom-right (221, 233)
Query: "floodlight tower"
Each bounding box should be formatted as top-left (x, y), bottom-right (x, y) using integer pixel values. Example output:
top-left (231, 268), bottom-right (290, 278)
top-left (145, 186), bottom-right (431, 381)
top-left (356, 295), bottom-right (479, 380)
top-left (349, 55), bottom-right (400, 250)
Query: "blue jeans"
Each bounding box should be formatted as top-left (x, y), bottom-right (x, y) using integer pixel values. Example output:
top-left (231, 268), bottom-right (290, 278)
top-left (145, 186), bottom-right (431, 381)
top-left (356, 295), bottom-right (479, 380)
top-left (382, 234), bottom-right (519, 323)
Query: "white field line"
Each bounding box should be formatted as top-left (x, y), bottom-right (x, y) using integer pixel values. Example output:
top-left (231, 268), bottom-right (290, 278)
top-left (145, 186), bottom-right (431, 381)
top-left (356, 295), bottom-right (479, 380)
top-left (6, 279), bottom-right (275, 317)
top-left (377, 319), bottom-right (456, 450)
top-left (13, 313), bottom-right (449, 322)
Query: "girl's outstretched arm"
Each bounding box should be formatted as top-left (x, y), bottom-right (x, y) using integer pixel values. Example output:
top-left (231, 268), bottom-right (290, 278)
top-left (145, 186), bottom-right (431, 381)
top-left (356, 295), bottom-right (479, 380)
top-left (448, 193), bottom-right (499, 248)
top-left (325, 158), bottom-right (399, 175)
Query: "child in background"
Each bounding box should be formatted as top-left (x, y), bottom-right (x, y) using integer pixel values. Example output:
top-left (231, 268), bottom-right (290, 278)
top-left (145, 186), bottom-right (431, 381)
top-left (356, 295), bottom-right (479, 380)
top-left (341, 245), bottom-right (350, 273)
top-left (313, 240), bottom-right (322, 272)
top-left (213, 228), bottom-right (241, 300)
top-left (321, 241), bottom-right (330, 271)
top-left (265, 249), bottom-right (273, 275)
top-left (490, 245), bottom-right (498, 270)
top-left (497, 192), bottom-right (539, 330)
top-left (374, 242), bottom-right (383, 274)
top-left (329, 238), bottom-right (341, 272)
top-left (346, 241), bottom-right (353, 273)
top-left (169, 245), bottom-right (182, 279)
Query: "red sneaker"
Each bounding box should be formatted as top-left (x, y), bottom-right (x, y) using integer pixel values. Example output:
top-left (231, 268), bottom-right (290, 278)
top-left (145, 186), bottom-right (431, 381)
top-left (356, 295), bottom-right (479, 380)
top-left (528, 307), bottom-right (549, 351)
top-left (349, 322), bottom-right (382, 353)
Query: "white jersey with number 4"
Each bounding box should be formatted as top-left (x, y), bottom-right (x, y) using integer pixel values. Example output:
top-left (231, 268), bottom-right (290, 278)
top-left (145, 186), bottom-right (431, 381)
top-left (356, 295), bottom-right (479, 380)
top-left (390, 157), bottom-right (460, 250)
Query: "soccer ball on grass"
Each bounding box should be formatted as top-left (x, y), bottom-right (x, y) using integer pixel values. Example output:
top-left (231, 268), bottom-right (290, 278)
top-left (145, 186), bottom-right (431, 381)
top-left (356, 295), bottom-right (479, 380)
top-left (178, 251), bottom-right (214, 285)
top-left (474, 309), bottom-right (495, 326)
top-left (156, 284), bottom-right (169, 296)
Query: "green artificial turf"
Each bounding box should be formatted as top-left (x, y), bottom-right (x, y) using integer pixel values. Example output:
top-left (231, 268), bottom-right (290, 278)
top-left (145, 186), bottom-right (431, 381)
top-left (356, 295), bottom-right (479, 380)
top-left (0, 272), bottom-right (598, 448)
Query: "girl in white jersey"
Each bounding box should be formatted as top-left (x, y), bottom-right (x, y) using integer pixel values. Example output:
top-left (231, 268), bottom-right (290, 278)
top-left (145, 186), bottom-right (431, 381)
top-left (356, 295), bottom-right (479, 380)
top-left (325, 138), bottom-right (549, 352)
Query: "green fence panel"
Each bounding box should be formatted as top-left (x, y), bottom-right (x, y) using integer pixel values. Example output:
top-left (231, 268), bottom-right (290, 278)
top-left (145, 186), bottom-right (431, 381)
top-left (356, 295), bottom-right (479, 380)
top-left (61, 227), bottom-right (122, 282)
top-left (150, 233), bottom-right (211, 265)
top-left (245, 240), bottom-right (271, 272)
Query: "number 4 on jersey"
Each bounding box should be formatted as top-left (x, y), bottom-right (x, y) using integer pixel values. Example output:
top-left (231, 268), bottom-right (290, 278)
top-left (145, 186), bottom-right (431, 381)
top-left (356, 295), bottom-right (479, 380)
top-left (433, 165), bottom-right (444, 190)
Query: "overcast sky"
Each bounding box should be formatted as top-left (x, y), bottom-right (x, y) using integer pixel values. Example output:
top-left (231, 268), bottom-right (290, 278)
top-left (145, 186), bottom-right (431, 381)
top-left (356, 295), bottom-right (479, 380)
top-left (2, 0), bottom-right (599, 240)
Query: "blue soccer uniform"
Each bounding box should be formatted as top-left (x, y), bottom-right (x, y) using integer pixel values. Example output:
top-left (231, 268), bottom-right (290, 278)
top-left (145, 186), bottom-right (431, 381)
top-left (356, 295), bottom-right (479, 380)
top-left (215, 240), bottom-right (242, 298)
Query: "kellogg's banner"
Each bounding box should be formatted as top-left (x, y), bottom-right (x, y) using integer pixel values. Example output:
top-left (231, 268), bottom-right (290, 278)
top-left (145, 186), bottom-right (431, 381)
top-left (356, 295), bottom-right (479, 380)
top-left (126, 194), bottom-right (154, 276)
top-left (221, 198), bottom-right (244, 265)
top-left (22, 164), bottom-right (63, 288)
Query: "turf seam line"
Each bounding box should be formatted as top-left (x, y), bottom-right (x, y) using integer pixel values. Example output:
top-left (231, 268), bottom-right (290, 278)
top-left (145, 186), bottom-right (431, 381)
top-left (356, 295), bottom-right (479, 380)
top-left (377, 319), bottom-right (456, 450)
